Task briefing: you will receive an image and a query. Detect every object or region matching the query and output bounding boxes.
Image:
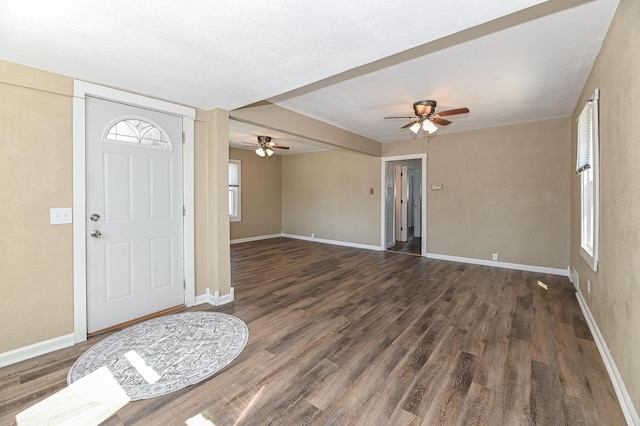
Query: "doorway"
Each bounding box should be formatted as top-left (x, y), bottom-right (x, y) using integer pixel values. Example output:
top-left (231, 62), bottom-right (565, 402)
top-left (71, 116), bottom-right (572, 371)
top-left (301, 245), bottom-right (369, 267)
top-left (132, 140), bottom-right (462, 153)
top-left (380, 154), bottom-right (427, 256)
top-left (73, 81), bottom-right (196, 342)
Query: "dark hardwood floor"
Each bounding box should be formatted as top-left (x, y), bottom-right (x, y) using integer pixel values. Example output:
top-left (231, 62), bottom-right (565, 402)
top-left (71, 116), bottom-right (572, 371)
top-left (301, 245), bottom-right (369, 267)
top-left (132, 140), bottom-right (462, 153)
top-left (388, 226), bottom-right (422, 255)
top-left (0, 238), bottom-right (626, 425)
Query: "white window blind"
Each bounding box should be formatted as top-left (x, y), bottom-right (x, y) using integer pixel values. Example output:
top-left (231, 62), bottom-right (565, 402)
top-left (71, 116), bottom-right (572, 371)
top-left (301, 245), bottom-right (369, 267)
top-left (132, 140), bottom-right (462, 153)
top-left (576, 100), bottom-right (593, 174)
top-left (229, 160), bottom-right (241, 222)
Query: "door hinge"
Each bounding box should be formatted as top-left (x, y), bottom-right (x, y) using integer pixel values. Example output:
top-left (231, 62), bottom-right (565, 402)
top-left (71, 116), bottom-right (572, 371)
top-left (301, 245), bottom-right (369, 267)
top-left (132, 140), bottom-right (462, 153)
top-left (401, 199), bottom-right (403, 204)
top-left (183, 205), bottom-right (186, 216)
top-left (183, 278), bottom-right (186, 289)
top-left (182, 132), bottom-right (185, 144)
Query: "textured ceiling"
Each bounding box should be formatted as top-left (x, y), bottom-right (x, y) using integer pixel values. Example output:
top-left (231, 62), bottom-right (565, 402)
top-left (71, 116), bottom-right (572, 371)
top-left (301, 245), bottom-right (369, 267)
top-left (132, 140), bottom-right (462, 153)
top-left (272, 0), bottom-right (620, 141)
top-left (1, 0), bottom-right (619, 147)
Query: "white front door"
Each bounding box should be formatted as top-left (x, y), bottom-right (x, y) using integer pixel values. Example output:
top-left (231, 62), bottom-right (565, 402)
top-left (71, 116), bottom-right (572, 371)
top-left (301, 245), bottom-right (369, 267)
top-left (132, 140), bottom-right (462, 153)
top-left (85, 96), bottom-right (184, 333)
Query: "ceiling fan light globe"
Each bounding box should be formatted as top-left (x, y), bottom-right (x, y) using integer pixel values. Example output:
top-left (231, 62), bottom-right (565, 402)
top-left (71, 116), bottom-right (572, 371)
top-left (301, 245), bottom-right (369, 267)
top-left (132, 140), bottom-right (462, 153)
top-left (266, 148), bottom-right (274, 157)
top-left (255, 147), bottom-right (266, 157)
top-left (409, 122), bottom-right (422, 134)
top-left (423, 120), bottom-right (438, 134)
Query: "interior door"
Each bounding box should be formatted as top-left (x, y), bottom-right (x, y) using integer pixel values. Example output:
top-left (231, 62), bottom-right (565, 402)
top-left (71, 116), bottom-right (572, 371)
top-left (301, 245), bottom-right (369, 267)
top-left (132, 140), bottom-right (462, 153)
top-left (85, 96), bottom-right (184, 333)
top-left (385, 161), bottom-right (395, 248)
top-left (395, 164), bottom-right (408, 242)
top-left (412, 169), bottom-right (421, 237)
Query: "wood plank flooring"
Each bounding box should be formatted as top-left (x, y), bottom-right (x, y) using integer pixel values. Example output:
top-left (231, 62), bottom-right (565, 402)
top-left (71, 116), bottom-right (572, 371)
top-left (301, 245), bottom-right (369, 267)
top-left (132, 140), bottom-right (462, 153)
top-left (388, 226), bottom-right (422, 255)
top-left (0, 238), bottom-right (626, 425)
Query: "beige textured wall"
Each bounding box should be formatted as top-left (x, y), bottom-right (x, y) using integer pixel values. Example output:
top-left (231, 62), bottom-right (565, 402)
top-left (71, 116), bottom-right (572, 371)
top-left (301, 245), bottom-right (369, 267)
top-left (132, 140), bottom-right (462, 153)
top-left (229, 148), bottom-right (282, 240)
top-left (0, 61), bottom-right (228, 354)
top-left (207, 110), bottom-right (232, 296)
top-left (383, 118), bottom-right (571, 269)
top-left (0, 62), bottom-right (74, 351)
top-left (570, 0), bottom-right (640, 410)
top-left (282, 150), bottom-right (380, 246)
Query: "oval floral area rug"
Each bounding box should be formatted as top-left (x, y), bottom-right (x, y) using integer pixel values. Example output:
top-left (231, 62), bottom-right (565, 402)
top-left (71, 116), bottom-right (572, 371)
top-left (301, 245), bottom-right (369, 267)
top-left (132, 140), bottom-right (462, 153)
top-left (68, 312), bottom-right (249, 400)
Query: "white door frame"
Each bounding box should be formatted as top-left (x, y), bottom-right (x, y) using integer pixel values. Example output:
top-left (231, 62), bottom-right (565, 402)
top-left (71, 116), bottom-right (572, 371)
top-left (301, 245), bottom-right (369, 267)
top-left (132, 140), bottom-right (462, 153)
top-left (72, 81), bottom-right (196, 343)
top-left (380, 154), bottom-right (427, 256)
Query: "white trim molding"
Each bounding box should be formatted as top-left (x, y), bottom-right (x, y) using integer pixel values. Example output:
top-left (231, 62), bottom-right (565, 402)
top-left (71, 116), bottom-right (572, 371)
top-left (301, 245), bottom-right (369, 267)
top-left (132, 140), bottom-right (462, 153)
top-left (0, 334), bottom-right (75, 368)
top-left (195, 287), bottom-right (235, 307)
top-left (426, 253), bottom-right (570, 277)
top-left (230, 234), bottom-right (282, 245)
top-left (183, 116), bottom-right (195, 307)
top-left (73, 80), bottom-right (196, 344)
top-left (380, 154), bottom-right (428, 257)
top-left (281, 233), bottom-right (381, 252)
top-left (576, 290), bottom-right (640, 425)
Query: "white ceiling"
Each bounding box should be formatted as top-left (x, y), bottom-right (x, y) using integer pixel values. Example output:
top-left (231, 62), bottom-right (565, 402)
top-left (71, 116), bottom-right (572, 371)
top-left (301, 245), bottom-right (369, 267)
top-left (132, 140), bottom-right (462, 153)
top-left (1, 0), bottom-right (619, 148)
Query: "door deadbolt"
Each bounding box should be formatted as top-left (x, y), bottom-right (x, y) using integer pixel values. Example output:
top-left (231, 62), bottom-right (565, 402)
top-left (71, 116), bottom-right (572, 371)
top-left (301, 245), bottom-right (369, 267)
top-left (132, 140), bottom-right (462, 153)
top-left (90, 230), bottom-right (102, 238)
top-left (90, 213), bottom-right (101, 222)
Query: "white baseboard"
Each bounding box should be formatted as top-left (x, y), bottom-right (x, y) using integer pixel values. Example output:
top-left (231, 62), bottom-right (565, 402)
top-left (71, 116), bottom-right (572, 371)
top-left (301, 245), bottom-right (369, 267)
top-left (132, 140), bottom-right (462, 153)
top-left (195, 288), bottom-right (213, 305)
top-left (218, 287), bottom-right (235, 305)
top-left (281, 233), bottom-right (381, 252)
top-left (576, 290), bottom-right (640, 425)
top-left (230, 234), bottom-right (281, 245)
top-left (425, 253), bottom-right (570, 277)
top-left (195, 287), bottom-right (235, 307)
top-left (0, 333), bottom-right (75, 368)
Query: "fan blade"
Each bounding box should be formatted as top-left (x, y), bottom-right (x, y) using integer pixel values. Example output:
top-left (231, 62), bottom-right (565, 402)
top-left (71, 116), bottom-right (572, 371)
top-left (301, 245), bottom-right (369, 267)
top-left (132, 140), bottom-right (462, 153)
top-left (271, 145), bottom-right (290, 150)
top-left (432, 117), bottom-right (452, 126)
top-left (400, 120), bottom-right (417, 129)
top-left (241, 141), bottom-right (257, 146)
top-left (437, 107), bottom-right (469, 117)
top-left (384, 116), bottom-right (415, 119)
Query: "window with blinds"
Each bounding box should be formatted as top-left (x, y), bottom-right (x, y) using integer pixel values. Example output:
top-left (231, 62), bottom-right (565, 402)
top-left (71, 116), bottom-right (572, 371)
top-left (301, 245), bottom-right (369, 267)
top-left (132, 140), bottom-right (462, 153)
top-left (576, 89), bottom-right (599, 271)
top-left (229, 160), bottom-right (241, 222)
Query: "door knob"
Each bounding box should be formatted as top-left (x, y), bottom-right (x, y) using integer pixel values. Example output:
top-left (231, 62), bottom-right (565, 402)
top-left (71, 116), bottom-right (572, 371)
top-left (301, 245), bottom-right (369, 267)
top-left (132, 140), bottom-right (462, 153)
top-left (90, 230), bottom-right (102, 238)
top-left (90, 213), bottom-right (101, 222)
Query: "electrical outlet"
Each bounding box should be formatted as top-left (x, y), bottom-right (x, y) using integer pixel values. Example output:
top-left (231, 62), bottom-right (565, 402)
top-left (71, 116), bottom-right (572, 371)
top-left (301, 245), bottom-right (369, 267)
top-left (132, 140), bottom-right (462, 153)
top-left (311, 232), bottom-right (315, 238)
top-left (492, 253), bottom-right (499, 261)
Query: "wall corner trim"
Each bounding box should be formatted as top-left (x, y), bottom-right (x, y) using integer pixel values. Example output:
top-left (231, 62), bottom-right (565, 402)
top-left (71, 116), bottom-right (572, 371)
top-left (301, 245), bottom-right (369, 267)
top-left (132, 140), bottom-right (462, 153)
top-left (0, 334), bottom-right (75, 368)
top-left (195, 287), bottom-right (235, 307)
top-left (425, 253), bottom-right (570, 277)
top-left (575, 290), bottom-right (640, 425)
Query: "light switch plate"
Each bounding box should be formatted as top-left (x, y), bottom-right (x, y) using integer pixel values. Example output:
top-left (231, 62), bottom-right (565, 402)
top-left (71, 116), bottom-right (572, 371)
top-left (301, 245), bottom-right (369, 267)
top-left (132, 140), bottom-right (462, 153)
top-left (50, 207), bottom-right (73, 224)
top-left (431, 183), bottom-right (442, 190)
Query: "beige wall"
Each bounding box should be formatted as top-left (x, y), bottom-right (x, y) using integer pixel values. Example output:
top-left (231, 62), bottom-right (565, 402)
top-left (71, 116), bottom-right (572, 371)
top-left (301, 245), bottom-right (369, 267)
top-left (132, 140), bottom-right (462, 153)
top-left (383, 118), bottom-right (571, 269)
top-left (0, 61), bottom-right (230, 353)
top-left (282, 150), bottom-right (380, 247)
top-left (206, 110), bottom-right (232, 297)
top-left (0, 62), bottom-right (74, 352)
top-left (570, 0), bottom-right (640, 410)
top-left (229, 148), bottom-right (282, 240)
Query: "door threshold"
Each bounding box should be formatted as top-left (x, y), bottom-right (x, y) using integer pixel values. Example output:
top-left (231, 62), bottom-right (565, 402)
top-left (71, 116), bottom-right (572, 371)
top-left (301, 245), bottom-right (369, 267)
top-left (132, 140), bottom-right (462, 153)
top-left (386, 250), bottom-right (423, 257)
top-left (87, 304), bottom-right (186, 338)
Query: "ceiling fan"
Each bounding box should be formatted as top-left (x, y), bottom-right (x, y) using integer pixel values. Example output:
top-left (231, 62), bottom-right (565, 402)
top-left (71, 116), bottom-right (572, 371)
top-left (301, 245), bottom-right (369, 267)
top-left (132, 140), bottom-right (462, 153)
top-left (385, 100), bottom-right (469, 135)
top-left (242, 136), bottom-right (290, 157)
